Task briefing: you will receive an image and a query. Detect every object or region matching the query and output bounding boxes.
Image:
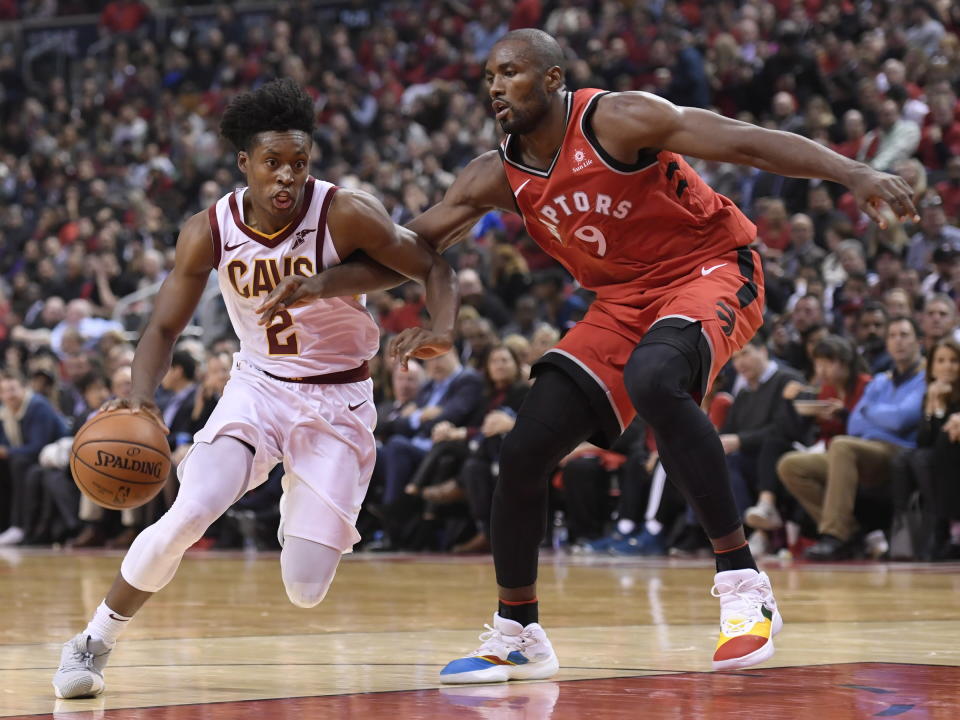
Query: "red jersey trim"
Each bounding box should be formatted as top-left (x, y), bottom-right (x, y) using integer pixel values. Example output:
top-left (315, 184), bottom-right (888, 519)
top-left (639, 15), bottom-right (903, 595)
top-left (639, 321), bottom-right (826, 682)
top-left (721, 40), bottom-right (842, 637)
top-left (316, 185), bottom-right (339, 271)
top-left (228, 177), bottom-right (316, 249)
top-left (580, 92), bottom-right (661, 175)
top-left (501, 92), bottom-right (573, 178)
top-left (207, 203), bottom-right (222, 269)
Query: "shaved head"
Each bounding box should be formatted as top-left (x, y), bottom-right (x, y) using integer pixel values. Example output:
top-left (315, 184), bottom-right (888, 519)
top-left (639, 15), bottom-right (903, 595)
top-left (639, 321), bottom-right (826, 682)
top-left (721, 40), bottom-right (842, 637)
top-left (493, 29), bottom-right (566, 74)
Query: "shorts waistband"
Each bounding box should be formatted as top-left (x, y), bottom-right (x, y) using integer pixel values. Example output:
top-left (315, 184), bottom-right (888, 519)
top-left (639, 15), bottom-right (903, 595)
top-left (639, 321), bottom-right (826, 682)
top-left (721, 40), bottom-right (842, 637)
top-left (255, 361), bottom-right (370, 385)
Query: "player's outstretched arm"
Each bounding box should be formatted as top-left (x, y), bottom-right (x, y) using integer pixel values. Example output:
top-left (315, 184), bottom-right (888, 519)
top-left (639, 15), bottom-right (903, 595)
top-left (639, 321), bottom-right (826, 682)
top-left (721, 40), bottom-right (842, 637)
top-left (255, 151), bottom-right (514, 311)
top-left (119, 211), bottom-right (214, 431)
top-left (595, 92), bottom-right (918, 228)
top-left (330, 189), bottom-right (461, 363)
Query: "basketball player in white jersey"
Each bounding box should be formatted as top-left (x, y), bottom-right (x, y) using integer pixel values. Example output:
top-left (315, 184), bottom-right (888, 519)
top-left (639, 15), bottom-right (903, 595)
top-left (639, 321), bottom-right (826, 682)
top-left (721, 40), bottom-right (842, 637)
top-left (53, 79), bottom-right (459, 699)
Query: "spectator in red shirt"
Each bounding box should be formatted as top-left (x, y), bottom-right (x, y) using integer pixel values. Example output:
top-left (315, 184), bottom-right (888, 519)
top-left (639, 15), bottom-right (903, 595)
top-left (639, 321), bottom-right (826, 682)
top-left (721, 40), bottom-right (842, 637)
top-left (100, 0), bottom-right (149, 34)
top-left (918, 94), bottom-right (960, 170)
top-left (833, 109), bottom-right (867, 159)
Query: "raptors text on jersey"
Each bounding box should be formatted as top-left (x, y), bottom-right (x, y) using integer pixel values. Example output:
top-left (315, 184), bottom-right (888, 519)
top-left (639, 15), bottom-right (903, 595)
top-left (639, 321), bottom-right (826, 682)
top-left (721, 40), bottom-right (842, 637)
top-left (500, 89), bottom-right (757, 305)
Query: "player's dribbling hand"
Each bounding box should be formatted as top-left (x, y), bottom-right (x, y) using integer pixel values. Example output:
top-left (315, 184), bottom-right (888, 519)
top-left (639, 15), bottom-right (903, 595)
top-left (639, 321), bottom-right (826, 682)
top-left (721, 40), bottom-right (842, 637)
top-left (847, 165), bottom-right (920, 229)
top-left (100, 397), bottom-right (170, 435)
top-left (389, 328), bottom-right (454, 369)
top-left (256, 275), bottom-right (324, 326)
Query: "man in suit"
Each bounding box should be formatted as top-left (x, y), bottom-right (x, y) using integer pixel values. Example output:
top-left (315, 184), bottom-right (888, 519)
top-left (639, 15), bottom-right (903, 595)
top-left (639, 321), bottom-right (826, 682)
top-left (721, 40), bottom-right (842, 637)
top-left (378, 350), bottom-right (484, 505)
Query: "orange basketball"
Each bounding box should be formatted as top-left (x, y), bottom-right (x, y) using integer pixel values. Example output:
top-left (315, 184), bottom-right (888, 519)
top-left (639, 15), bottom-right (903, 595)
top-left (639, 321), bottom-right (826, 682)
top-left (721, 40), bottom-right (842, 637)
top-left (70, 409), bottom-right (172, 510)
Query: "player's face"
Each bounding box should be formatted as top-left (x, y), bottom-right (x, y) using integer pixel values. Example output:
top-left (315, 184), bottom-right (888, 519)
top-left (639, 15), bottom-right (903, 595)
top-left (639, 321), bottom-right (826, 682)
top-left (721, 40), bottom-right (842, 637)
top-left (238, 130), bottom-right (311, 221)
top-left (485, 43), bottom-right (553, 135)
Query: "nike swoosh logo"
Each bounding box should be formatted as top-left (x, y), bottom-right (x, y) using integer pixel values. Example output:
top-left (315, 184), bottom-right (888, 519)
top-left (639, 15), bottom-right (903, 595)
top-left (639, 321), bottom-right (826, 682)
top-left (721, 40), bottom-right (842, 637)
top-left (224, 240), bottom-right (250, 251)
top-left (701, 263), bottom-right (727, 276)
top-left (108, 613), bottom-right (130, 622)
top-left (513, 179), bottom-right (532, 198)
top-left (348, 400), bottom-right (368, 412)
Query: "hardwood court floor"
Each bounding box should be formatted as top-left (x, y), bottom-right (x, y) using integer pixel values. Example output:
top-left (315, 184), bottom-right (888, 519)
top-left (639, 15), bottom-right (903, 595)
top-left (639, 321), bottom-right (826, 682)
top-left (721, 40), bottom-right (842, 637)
top-left (1, 548), bottom-right (959, 719)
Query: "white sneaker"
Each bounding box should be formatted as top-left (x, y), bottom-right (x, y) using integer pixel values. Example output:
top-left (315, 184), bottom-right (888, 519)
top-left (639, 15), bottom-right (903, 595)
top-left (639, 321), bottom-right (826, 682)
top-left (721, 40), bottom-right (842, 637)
top-left (440, 613), bottom-right (559, 684)
top-left (52, 634), bottom-right (113, 699)
top-left (744, 503), bottom-right (783, 531)
top-left (711, 569), bottom-right (783, 671)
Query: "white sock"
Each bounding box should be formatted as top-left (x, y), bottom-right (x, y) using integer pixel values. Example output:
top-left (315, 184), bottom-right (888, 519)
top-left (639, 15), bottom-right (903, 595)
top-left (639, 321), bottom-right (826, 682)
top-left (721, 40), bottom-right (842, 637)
top-left (617, 518), bottom-right (636, 536)
top-left (83, 600), bottom-right (131, 647)
top-left (645, 519), bottom-right (663, 536)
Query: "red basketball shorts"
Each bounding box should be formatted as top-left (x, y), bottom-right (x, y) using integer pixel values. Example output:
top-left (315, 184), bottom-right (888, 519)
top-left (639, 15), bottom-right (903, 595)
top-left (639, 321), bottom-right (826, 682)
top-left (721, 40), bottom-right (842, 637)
top-left (534, 246), bottom-right (764, 443)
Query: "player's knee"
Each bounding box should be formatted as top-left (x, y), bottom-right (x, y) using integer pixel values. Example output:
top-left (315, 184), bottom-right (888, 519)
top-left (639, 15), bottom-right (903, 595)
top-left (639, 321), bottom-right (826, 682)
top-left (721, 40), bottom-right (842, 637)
top-left (284, 580), bottom-right (331, 609)
top-left (158, 499), bottom-right (219, 550)
top-left (498, 425), bottom-right (543, 483)
top-left (625, 347), bottom-right (679, 414)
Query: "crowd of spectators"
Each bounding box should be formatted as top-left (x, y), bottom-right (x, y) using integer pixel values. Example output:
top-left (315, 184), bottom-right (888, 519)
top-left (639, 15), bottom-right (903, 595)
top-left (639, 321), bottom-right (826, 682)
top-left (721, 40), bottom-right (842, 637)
top-left (1, 0), bottom-right (960, 562)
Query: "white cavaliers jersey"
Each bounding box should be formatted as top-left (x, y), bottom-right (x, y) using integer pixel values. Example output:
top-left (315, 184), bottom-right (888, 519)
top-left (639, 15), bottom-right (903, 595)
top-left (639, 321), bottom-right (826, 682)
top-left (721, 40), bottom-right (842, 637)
top-left (208, 177), bottom-right (380, 377)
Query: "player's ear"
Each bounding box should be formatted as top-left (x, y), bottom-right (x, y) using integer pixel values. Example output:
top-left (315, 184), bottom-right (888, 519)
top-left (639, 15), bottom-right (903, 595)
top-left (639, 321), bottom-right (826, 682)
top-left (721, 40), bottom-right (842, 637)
top-left (545, 66), bottom-right (564, 93)
top-left (237, 151), bottom-right (249, 175)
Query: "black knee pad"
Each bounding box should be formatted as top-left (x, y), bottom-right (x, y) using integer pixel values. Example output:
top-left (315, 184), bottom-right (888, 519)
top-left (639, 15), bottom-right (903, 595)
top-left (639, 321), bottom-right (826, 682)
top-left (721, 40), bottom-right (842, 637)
top-left (625, 319), bottom-right (711, 420)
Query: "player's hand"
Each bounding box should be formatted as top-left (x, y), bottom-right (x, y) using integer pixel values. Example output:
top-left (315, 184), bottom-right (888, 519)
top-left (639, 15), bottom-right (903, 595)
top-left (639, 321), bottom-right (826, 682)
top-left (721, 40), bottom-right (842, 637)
top-left (101, 396), bottom-right (170, 435)
top-left (388, 328), bottom-right (454, 369)
top-left (256, 275), bottom-right (325, 326)
top-left (847, 165), bottom-right (919, 229)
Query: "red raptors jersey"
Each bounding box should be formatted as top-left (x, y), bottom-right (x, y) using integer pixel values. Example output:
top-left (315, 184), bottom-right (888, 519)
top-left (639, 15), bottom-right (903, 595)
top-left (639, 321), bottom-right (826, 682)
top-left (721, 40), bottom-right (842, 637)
top-left (500, 89), bottom-right (757, 305)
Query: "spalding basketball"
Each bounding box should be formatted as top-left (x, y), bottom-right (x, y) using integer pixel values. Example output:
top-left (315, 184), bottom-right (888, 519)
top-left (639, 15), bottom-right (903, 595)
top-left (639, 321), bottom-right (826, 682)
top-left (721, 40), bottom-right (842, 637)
top-left (71, 409), bottom-right (172, 510)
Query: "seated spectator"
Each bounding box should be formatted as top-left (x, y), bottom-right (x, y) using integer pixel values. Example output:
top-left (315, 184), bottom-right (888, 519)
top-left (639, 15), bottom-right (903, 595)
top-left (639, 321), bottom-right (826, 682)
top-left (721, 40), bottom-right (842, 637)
top-left (376, 350), bottom-right (483, 506)
top-left (747, 336), bottom-right (872, 552)
top-left (892, 339), bottom-right (960, 560)
top-left (905, 193), bottom-right (960, 272)
top-left (50, 299), bottom-right (124, 357)
top-left (529, 324), bottom-right (560, 363)
top-left (716, 334), bottom-right (802, 556)
top-left (440, 345), bottom-right (529, 552)
top-left (855, 301), bottom-right (893, 373)
top-left (458, 268), bottom-right (511, 330)
top-left (920, 294), bottom-right (959, 356)
top-left (778, 317), bottom-right (925, 560)
top-left (375, 360), bottom-right (426, 440)
top-left (0, 372), bottom-right (69, 546)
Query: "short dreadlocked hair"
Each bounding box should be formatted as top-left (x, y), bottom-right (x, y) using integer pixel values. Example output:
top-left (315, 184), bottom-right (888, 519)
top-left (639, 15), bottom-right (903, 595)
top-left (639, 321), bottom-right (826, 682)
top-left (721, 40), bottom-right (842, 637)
top-left (219, 78), bottom-right (315, 152)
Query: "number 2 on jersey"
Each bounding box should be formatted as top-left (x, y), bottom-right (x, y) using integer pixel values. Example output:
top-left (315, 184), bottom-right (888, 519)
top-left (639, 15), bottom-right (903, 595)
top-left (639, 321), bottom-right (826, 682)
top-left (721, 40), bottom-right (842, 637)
top-left (266, 310), bottom-right (299, 355)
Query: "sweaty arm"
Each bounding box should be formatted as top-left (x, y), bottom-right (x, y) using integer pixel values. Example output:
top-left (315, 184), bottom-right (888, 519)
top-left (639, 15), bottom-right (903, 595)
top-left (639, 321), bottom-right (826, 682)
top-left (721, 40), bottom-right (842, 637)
top-left (124, 211), bottom-right (214, 428)
top-left (257, 152), bottom-right (515, 307)
top-left (591, 92), bottom-right (918, 227)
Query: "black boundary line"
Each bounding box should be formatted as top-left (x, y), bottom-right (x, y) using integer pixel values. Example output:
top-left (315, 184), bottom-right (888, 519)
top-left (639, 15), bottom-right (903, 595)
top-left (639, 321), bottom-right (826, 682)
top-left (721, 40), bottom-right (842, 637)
top-left (14, 662), bottom-right (957, 718)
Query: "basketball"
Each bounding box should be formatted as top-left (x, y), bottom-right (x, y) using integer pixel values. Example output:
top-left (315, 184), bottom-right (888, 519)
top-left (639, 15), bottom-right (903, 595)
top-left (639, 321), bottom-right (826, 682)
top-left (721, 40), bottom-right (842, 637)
top-left (70, 409), bottom-right (172, 510)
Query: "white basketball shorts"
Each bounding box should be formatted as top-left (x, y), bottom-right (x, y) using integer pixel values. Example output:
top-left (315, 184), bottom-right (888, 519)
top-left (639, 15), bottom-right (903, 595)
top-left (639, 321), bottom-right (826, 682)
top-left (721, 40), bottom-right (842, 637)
top-left (180, 353), bottom-right (377, 553)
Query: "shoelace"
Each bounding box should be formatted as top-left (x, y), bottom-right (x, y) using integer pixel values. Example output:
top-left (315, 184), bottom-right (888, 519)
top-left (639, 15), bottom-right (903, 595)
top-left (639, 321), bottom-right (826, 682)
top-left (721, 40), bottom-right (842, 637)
top-left (710, 576), bottom-right (773, 636)
top-left (470, 624), bottom-right (530, 658)
top-left (62, 641), bottom-right (97, 673)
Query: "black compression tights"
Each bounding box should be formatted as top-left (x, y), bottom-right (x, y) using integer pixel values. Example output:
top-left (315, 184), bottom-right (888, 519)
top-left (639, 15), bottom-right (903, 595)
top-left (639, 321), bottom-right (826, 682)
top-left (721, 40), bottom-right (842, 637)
top-left (491, 367), bottom-right (600, 589)
top-left (623, 327), bottom-right (742, 540)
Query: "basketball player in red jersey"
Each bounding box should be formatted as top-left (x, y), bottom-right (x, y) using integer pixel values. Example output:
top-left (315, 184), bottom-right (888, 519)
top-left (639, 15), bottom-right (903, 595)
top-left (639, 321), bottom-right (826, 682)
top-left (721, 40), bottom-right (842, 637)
top-left (258, 30), bottom-right (917, 679)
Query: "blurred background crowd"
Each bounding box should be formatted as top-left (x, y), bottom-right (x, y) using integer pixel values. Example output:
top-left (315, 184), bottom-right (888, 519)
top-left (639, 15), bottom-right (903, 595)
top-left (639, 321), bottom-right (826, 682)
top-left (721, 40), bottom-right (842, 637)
top-left (1, 0), bottom-right (959, 563)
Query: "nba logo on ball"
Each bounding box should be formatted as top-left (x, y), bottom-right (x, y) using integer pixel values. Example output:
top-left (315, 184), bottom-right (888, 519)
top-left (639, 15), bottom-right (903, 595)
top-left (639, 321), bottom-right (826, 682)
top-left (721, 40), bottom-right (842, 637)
top-left (71, 409), bottom-right (172, 510)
